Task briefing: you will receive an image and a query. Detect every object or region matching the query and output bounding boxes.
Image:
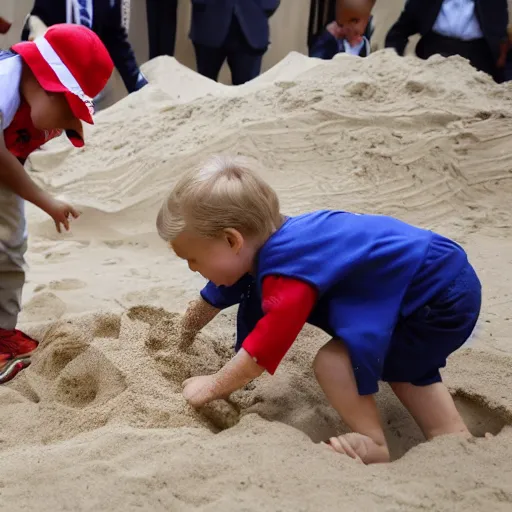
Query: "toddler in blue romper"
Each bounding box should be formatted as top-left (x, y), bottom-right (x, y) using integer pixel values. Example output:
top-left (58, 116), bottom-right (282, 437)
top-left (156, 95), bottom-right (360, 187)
top-left (200, 211), bottom-right (481, 391)
top-left (159, 157), bottom-right (482, 464)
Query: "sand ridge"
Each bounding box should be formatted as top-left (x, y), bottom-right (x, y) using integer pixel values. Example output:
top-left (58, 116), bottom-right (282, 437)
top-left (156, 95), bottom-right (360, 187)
top-left (1, 48), bottom-right (512, 510)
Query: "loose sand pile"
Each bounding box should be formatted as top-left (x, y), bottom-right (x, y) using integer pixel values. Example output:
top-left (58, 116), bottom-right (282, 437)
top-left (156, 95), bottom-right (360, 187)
top-left (2, 50), bottom-right (512, 511)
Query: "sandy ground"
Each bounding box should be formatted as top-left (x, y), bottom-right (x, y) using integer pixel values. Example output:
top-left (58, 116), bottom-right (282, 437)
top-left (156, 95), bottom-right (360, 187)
top-left (2, 14), bottom-right (512, 512)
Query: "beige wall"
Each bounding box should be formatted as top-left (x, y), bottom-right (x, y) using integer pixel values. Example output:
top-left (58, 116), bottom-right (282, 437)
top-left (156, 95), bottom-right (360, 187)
top-left (1, 0), bottom-right (406, 106)
top-left (0, 0), bottom-right (34, 48)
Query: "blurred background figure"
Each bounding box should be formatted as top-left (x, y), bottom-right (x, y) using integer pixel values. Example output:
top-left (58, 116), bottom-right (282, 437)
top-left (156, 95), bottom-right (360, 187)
top-left (189, 0), bottom-right (281, 85)
top-left (335, 0), bottom-right (375, 26)
top-left (385, 0), bottom-right (510, 82)
top-left (21, 0), bottom-right (148, 94)
top-left (309, 14), bottom-right (373, 59)
top-left (146, 0), bottom-right (178, 59)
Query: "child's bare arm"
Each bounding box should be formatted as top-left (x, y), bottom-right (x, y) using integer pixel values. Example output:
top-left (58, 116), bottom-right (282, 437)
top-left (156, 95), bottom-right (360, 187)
top-left (182, 277), bottom-right (316, 408)
top-left (180, 297), bottom-right (221, 349)
top-left (0, 134), bottom-right (79, 232)
top-left (0, 134), bottom-right (51, 209)
top-left (182, 348), bottom-right (264, 407)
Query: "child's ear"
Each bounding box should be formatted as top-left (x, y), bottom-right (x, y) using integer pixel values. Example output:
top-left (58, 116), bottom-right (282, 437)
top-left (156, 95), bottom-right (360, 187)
top-left (223, 228), bottom-right (244, 253)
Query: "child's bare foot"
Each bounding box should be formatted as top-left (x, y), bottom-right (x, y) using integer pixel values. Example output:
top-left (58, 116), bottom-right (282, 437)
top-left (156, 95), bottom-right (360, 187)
top-left (326, 433), bottom-right (390, 464)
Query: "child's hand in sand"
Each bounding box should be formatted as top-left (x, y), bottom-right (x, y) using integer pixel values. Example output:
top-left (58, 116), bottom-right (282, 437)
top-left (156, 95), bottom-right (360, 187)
top-left (43, 197), bottom-right (80, 233)
top-left (182, 375), bottom-right (217, 408)
top-left (326, 433), bottom-right (389, 464)
top-left (183, 349), bottom-right (264, 408)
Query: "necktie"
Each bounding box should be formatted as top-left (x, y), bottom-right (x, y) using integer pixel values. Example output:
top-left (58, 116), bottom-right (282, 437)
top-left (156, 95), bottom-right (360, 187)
top-left (76, 0), bottom-right (91, 28)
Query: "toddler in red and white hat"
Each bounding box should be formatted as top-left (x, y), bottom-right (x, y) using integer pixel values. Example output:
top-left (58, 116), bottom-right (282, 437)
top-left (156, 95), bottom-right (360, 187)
top-left (0, 23), bottom-right (114, 383)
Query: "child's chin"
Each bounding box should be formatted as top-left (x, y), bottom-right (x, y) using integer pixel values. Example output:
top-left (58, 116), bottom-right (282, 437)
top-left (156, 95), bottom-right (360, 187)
top-left (215, 277), bottom-right (237, 288)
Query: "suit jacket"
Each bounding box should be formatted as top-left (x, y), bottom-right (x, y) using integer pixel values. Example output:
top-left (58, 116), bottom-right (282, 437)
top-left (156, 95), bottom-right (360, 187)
top-left (21, 0), bottom-right (145, 93)
top-left (189, 0), bottom-right (280, 50)
top-left (385, 0), bottom-right (508, 63)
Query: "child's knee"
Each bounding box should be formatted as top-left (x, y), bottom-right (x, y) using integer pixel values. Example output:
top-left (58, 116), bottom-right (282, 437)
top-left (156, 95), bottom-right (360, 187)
top-left (313, 345), bottom-right (328, 379)
top-left (313, 340), bottom-right (350, 379)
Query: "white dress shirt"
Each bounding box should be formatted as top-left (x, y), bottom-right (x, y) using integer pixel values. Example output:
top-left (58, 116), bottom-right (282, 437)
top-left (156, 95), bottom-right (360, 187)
top-left (433, 0), bottom-right (483, 41)
top-left (66, 0), bottom-right (93, 28)
top-left (337, 37), bottom-right (370, 56)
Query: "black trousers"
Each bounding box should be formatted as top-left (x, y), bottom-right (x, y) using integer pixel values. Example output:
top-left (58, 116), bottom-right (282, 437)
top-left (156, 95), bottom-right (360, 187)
top-left (193, 17), bottom-right (265, 85)
top-left (417, 31), bottom-right (498, 80)
top-left (146, 0), bottom-right (178, 59)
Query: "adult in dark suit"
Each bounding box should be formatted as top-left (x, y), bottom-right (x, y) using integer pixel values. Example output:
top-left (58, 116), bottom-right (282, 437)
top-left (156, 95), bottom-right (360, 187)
top-left (190, 0), bottom-right (280, 85)
top-left (21, 0), bottom-right (147, 94)
top-left (385, 0), bottom-right (510, 82)
top-left (146, 0), bottom-right (178, 59)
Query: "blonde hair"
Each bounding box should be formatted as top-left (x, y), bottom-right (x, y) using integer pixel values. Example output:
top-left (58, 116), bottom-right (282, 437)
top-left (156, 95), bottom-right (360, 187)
top-left (157, 155), bottom-right (282, 242)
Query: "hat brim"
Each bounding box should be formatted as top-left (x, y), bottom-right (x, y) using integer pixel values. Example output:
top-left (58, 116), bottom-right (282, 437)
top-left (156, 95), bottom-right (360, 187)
top-left (12, 40), bottom-right (95, 127)
top-left (62, 109), bottom-right (85, 147)
top-left (64, 90), bottom-right (94, 125)
top-left (65, 128), bottom-right (84, 148)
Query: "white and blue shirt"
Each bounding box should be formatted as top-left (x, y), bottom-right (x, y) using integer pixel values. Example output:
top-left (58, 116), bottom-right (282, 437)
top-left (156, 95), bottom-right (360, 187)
top-left (433, 0), bottom-right (483, 41)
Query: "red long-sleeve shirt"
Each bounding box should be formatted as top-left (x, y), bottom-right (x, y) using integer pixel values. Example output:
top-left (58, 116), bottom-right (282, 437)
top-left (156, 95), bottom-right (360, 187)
top-left (242, 276), bottom-right (317, 373)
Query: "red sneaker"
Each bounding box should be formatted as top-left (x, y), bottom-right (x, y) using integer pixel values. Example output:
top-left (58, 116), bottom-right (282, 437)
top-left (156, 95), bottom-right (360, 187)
top-left (0, 328), bottom-right (39, 359)
top-left (0, 329), bottom-right (38, 384)
top-left (0, 358), bottom-right (31, 384)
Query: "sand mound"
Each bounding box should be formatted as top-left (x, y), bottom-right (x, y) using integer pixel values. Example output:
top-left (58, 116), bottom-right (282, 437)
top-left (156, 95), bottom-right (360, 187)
top-left (3, 49), bottom-right (512, 510)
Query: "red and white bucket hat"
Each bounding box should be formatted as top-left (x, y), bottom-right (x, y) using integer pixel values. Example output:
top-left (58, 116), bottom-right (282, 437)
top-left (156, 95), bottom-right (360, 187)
top-left (12, 24), bottom-right (114, 147)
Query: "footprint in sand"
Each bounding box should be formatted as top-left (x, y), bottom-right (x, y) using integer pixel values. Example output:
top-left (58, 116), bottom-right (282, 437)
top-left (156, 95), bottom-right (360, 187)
top-left (103, 240), bottom-right (149, 250)
top-left (19, 292), bottom-right (67, 323)
top-left (53, 347), bottom-right (127, 409)
top-left (92, 312), bottom-right (122, 339)
top-left (31, 322), bottom-right (89, 376)
top-left (44, 251), bottom-right (71, 262)
top-left (47, 278), bottom-right (87, 291)
top-left (31, 240), bottom-right (90, 254)
top-left (102, 257), bottom-right (124, 266)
